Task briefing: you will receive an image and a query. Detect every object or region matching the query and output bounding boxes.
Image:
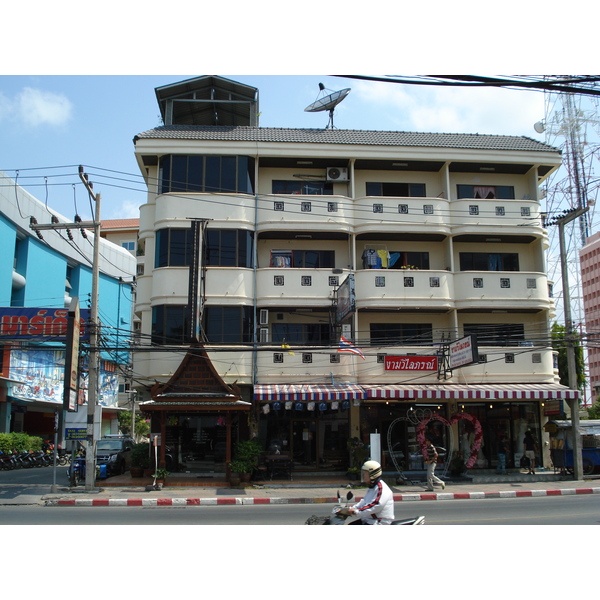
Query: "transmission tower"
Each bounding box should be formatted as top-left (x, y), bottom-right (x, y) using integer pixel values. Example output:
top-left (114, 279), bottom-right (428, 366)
top-left (538, 78), bottom-right (600, 406)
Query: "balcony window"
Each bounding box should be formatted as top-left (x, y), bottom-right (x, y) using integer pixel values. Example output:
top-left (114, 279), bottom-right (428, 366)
top-left (459, 252), bottom-right (519, 271)
top-left (155, 228), bottom-right (192, 267)
top-left (203, 306), bottom-right (253, 343)
top-left (272, 180), bottom-right (333, 195)
top-left (457, 185), bottom-right (515, 199)
top-left (463, 323), bottom-right (525, 346)
top-left (151, 305), bottom-right (187, 345)
top-left (366, 182), bottom-right (426, 197)
top-left (205, 229), bottom-right (254, 268)
top-left (270, 250), bottom-right (334, 268)
top-left (370, 323), bottom-right (433, 345)
top-left (160, 155), bottom-right (254, 194)
top-left (272, 323), bottom-right (330, 345)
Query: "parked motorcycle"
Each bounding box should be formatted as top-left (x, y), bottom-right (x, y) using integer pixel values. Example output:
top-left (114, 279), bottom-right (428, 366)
top-left (305, 489), bottom-right (425, 525)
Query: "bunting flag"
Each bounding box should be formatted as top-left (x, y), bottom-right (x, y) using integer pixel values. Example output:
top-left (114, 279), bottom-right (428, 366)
top-left (338, 336), bottom-right (366, 359)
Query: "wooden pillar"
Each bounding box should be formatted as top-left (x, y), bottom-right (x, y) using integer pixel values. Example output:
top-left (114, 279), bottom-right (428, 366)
top-left (225, 412), bottom-right (232, 479)
top-left (159, 410), bottom-right (167, 469)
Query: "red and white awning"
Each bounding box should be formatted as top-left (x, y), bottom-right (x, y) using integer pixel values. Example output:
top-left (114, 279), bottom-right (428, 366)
top-left (254, 384), bottom-right (366, 403)
top-left (363, 384), bottom-right (578, 401)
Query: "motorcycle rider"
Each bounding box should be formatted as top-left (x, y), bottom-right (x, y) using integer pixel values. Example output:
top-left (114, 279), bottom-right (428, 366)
top-left (348, 460), bottom-right (394, 525)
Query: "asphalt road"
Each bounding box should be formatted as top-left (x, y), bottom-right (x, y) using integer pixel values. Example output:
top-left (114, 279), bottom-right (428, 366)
top-left (1, 493), bottom-right (599, 525)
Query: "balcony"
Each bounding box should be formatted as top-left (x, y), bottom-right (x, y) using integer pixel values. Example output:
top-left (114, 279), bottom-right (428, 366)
top-left (354, 269), bottom-right (453, 310)
top-left (256, 268), bottom-right (338, 307)
top-left (353, 196), bottom-right (450, 236)
top-left (453, 271), bottom-right (552, 311)
top-left (450, 199), bottom-right (545, 237)
top-left (257, 194), bottom-right (352, 232)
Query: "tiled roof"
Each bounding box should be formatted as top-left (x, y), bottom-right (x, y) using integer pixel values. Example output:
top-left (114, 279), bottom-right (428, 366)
top-left (101, 218), bottom-right (140, 229)
top-left (134, 125), bottom-right (560, 153)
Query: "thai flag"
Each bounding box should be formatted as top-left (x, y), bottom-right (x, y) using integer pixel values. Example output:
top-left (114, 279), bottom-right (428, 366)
top-left (338, 336), bottom-right (366, 359)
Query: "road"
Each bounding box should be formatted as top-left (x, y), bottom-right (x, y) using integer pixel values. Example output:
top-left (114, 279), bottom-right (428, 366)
top-left (1, 494), bottom-right (599, 525)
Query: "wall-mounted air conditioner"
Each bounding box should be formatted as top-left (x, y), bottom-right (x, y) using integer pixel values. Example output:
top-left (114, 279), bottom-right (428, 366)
top-left (326, 167), bottom-right (349, 182)
top-left (259, 309), bottom-right (269, 325)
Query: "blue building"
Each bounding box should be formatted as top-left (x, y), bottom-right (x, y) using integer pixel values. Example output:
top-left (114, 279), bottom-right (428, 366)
top-left (0, 171), bottom-right (136, 440)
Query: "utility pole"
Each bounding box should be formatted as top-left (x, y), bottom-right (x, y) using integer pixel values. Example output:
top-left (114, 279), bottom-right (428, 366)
top-left (78, 167), bottom-right (101, 490)
top-left (553, 205), bottom-right (589, 480)
top-left (28, 166), bottom-right (101, 491)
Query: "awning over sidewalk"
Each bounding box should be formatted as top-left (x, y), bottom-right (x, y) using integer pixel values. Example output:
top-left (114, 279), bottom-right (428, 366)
top-left (254, 384), bottom-right (366, 403)
top-left (363, 383), bottom-right (579, 401)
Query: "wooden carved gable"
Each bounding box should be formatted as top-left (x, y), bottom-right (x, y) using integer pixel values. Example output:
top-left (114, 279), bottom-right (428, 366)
top-left (150, 346), bottom-right (241, 403)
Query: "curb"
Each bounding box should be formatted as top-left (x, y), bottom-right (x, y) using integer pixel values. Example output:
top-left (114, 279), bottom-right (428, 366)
top-left (44, 486), bottom-right (600, 507)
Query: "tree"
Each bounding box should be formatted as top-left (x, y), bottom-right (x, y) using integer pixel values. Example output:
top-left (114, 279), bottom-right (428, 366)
top-left (551, 322), bottom-right (586, 391)
top-left (117, 411), bottom-right (150, 440)
top-left (587, 402), bottom-right (600, 420)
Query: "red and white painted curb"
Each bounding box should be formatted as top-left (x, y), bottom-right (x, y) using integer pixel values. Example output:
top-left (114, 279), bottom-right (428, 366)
top-left (44, 486), bottom-right (600, 507)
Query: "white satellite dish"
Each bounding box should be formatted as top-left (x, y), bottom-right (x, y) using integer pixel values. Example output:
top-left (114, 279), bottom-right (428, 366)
top-left (304, 83), bottom-right (351, 129)
top-left (534, 120), bottom-right (546, 134)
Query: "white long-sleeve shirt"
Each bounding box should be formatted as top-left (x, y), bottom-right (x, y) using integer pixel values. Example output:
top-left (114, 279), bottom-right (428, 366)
top-left (352, 479), bottom-right (395, 525)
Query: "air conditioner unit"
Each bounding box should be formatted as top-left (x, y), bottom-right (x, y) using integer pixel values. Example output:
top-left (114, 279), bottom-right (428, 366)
top-left (326, 167), bottom-right (349, 182)
top-left (259, 309), bottom-right (269, 325)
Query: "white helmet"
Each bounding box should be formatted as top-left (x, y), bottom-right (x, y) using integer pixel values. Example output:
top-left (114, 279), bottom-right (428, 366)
top-left (361, 460), bottom-right (382, 481)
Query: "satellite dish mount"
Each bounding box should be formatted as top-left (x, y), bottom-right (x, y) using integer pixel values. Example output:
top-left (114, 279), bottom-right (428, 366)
top-left (304, 83), bottom-right (351, 129)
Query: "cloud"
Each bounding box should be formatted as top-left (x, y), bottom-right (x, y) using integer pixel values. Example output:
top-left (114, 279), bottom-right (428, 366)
top-left (352, 79), bottom-right (545, 137)
top-left (9, 87), bottom-right (73, 127)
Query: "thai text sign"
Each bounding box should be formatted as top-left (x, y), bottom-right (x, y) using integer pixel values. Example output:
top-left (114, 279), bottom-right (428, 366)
top-left (384, 356), bottom-right (438, 371)
top-left (0, 307), bottom-right (89, 340)
top-left (449, 335), bottom-right (479, 369)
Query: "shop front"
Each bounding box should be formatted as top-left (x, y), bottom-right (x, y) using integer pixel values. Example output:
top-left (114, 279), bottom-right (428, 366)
top-left (360, 383), bottom-right (578, 474)
top-left (140, 348), bottom-right (250, 473)
top-left (254, 384), bottom-right (364, 471)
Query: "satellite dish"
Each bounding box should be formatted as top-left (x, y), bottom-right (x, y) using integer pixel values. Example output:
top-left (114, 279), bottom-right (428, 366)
top-left (304, 84), bottom-right (351, 129)
top-left (534, 120), bottom-right (546, 134)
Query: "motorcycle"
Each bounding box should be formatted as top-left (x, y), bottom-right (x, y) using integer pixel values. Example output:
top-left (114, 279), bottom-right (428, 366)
top-left (305, 489), bottom-right (425, 525)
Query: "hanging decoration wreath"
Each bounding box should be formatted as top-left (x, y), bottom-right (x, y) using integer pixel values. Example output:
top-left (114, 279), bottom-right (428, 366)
top-left (416, 412), bottom-right (483, 470)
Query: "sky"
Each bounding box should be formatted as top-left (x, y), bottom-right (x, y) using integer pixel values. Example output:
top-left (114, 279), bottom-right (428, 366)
top-left (1, 2), bottom-right (596, 224)
top-left (0, 73), bottom-right (553, 221)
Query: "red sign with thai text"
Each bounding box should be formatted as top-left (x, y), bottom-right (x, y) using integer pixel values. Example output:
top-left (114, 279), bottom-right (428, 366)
top-left (384, 356), bottom-right (438, 371)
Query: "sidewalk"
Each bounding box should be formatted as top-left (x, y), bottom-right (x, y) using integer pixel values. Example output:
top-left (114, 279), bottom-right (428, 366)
top-left (30, 473), bottom-right (600, 507)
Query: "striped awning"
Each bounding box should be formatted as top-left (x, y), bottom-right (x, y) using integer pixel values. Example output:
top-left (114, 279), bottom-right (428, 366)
top-left (254, 384), bottom-right (366, 403)
top-left (363, 384), bottom-right (579, 401)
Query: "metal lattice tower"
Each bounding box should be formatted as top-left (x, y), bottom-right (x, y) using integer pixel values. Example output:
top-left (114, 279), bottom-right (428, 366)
top-left (540, 78), bottom-right (600, 405)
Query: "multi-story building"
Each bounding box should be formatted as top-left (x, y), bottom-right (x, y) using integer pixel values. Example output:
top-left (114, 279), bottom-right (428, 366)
top-left (132, 75), bottom-right (578, 476)
top-left (0, 171), bottom-right (136, 439)
top-left (580, 231), bottom-right (600, 406)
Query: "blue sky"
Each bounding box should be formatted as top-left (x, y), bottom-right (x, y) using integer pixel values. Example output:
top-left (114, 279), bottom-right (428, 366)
top-left (0, 74), bottom-right (553, 221)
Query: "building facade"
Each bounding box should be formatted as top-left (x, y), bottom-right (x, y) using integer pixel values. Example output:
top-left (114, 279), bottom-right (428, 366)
top-left (0, 171), bottom-right (136, 440)
top-left (131, 76), bottom-right (577, 476)
top-left (580, 231), bottom-right (600, 406)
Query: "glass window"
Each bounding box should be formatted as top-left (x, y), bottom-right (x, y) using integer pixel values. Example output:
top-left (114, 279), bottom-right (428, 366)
top-left (459, 252), bottom-right (519, 271)
top-left (370, 323), bottom-right (433, 345)
top-left (463, 323), bottom-right (525, 346)
top-left (159, 155), bottom-right (255, 194)
top-left (203, 306), bottom-right (253, 343)
top-left (205, 229), bottom-right (254, 268)
top-left (457, 185), bottom-right (515, 199)
top-left (366, 182), bottom-right (426, 197)
top-left (152, 305), bottom-right (187, 345)
top-left (272, 180), bottom-right (333, 195)
top-left (155, 229), bottom-right (191, 268)
top-left (271, 323), bottom-right (330, 345)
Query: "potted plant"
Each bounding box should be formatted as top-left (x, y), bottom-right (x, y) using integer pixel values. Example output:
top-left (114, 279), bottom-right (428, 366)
top-left (152, 467), bottom-right (169, 483)
top-left (130, 442), bottom-right (150, 477)
top-left (347, 466), bottom-right (361, 481)
top-left (230, 439), bottom-right (262, 483)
